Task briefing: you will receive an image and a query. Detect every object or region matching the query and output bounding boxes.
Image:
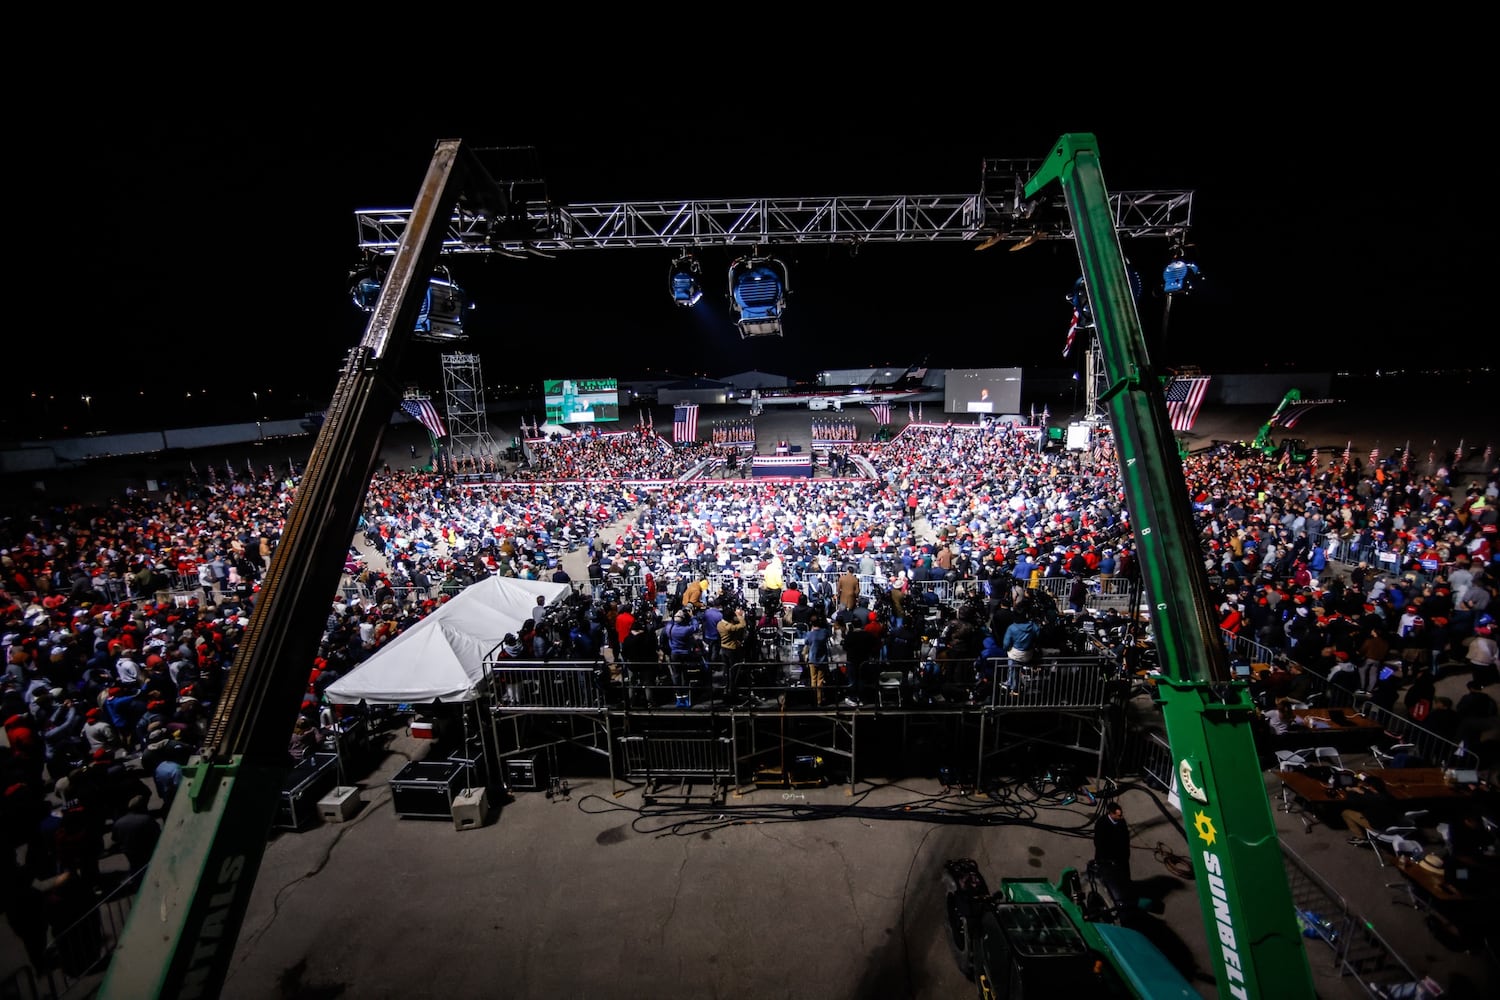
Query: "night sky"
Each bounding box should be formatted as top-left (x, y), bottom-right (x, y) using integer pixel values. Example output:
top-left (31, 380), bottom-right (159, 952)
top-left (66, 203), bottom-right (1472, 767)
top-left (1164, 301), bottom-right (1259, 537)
top-left (12, 84), bottom-right (1477, 439)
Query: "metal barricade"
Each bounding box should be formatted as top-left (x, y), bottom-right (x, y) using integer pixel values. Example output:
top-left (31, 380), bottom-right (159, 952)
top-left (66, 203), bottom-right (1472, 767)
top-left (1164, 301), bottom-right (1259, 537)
top-left (619, 733), bottom-right (734, 802)
top-left (909, 578), bottom-right (956, 607)
top-left (1033, 576), bottom-right (1136, 614)
top-left (1120, 732), bottom-right (1435, 996)
top-left (1354, 702), bottom-right (1477, 771)
top-left (984, 654), bottom-right (1115, 710)
top-left (488, 663), bottom-right (603, 711)
top-left (1280, 840), bottom-right (1428, 993)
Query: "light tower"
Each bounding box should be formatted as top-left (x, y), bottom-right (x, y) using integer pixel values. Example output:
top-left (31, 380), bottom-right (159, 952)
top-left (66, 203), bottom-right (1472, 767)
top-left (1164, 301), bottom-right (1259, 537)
top-left (440, 352), bottom-right (498, 460)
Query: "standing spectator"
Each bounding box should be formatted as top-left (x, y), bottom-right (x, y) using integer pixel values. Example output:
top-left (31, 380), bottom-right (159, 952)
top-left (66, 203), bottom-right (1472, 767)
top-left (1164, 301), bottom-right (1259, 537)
top-left (1356, 625), bottom-right (1391, 695)
top-left (1093, 801), bottom-right (1134, 911)
top-left (836, 566), bottom-right (861, 614)
top-left (81, 707), bottom-right (120, 757)
top-left (716, 605), bottom-right (749, 704)
top-left (804, 614), bottom-right (832, 707)
top-left (111, 794), bottom-right (161, 890)
top-left (1465, 614), bottom-right (1498, 687)
top-left (1000, 613), bottom-right (1040, 694)
top-left (663, 609), bottom-right (701, 691)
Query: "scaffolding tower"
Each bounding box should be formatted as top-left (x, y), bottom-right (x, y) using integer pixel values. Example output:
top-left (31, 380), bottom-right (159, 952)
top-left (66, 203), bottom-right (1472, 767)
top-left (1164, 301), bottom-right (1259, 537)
top-left (441, 352), bottom-right (498, 459)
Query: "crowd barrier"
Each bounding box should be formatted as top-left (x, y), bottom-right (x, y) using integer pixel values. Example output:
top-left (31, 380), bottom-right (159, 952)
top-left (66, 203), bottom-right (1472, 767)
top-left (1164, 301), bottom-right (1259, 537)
top-left (480, 652), bottom-right (1119, 715)
top-left (1119, 730), bottom-right (1443, 997)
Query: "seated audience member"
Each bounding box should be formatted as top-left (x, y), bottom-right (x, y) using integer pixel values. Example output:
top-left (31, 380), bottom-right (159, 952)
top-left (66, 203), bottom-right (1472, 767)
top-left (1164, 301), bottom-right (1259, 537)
top-left (1264, 697), bottom-right (1298, 736)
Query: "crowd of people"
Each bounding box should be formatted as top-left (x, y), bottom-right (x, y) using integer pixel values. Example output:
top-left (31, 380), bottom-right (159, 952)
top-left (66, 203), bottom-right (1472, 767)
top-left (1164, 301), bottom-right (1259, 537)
top-left (2, 414), bottom-right (1498, 973)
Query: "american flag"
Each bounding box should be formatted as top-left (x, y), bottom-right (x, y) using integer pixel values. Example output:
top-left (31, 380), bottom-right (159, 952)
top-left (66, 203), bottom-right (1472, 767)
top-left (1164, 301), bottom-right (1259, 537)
top-left (870, 401), bottom-right (892, 425)
top-left (1063, 309), bottom-right (1081, 357)
top-left (400, 397), bottom-right (446, 438)
top-left (1277, 400), bottom-right (1329, 430)
top-left (673, 403), bottom-right (698, 443)
top-left (1163, 376), bottom-right (1210, 432)
top-left (1341, 441), bottom-right (1351, 467)
top-left (1370, 446), bottom-right (1380, 465)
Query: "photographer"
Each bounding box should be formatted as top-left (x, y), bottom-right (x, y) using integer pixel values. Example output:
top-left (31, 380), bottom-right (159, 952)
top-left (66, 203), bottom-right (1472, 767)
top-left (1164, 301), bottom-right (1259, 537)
top-left (717, 603), bottom-right (750, 704)
top-left (663, 609), bottom-right (702, 691)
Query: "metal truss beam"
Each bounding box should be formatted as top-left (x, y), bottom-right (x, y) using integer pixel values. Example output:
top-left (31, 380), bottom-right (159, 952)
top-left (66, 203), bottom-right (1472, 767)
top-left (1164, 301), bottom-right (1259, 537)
top-left (354, 188), bottom-right (1192, 256)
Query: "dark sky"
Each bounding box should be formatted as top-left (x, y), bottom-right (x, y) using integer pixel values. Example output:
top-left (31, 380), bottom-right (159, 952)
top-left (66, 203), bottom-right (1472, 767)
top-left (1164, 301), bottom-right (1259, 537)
top-left (13, 87), bottom-right (1477, 436)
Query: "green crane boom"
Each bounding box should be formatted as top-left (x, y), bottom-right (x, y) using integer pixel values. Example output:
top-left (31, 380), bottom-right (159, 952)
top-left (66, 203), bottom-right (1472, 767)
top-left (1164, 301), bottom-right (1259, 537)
top-left (1026, 135), bottom-right (1314, 1000)
top-left (98, 139), bottom-right (493, 1000)
top-left (1251, 389), bottom-right (1303, 454)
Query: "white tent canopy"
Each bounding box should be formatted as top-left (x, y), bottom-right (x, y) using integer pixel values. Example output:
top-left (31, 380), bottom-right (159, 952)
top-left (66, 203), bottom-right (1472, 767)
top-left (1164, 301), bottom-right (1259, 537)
top-left (324, 576), bottom-right (570, 705)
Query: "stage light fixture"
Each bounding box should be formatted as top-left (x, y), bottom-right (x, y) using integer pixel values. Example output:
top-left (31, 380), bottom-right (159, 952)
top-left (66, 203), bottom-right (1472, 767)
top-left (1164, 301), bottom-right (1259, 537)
top-left (728, 254), bottom-right (789, 339)
top-left (668, 253), bottom-right (704, 307)
top-left (350, 261), bottom-right (470, 342)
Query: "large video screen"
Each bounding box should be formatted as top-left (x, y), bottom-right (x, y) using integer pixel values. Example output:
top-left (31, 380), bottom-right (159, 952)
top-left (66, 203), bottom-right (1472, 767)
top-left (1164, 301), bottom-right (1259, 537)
top-left (944, 368), bottom-right (1023, 415)
top-left (543, 378), bottom-right (620, 424)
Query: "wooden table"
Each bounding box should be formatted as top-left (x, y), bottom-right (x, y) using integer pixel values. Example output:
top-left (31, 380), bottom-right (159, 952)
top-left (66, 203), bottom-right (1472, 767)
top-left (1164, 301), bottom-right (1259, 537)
top-left (1390, 855), bottom-right (1469, 905)
top-left (1276, 768), bottom-right (1485, 834)
top-left (1290, 707), bottom-right (1385, 735)
top-left (1387, 852), bottom-right (1499, 951)
top-left (1279, 767), bottom-right (1476, 808)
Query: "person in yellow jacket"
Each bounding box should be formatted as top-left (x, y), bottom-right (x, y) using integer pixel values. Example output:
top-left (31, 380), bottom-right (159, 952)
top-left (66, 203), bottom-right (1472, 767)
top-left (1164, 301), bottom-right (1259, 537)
top-left (760, 552), bottom-right (784, 613)
top-left (683, 575), bottom-right (707, 611)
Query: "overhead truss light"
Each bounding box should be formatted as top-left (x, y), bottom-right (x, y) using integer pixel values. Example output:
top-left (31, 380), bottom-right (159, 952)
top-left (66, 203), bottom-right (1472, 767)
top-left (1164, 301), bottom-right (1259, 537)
top-left (349, 261), bottom-right (471, 342)
top-left (728, 254), bottom-right (789, 339)
top-left (668, 252), bottom-right (704, 307)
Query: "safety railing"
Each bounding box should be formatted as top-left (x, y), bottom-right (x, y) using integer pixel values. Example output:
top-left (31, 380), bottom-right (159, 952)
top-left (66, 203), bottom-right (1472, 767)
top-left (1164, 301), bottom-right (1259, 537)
top-left (488, 663), bottom-right (606, 711)
top-left (32, 865), bottom-right (144, 998)
top-left (1280, 839), bottom-right (1440, 996)
top-left (619, 732), bottom-right (734, 801)
top-left (339, 581), bottom-right (440, 608)
top-left (1355, 702), bottom-right (1478, 771)
top-left (1221, 630), bottom-right (1281, 668)
top-left (1124, 729), bottom-right (1175, 792)
top-left (978, 654), bottom-right (1118, 709)
top-left (1031, 576), bottom-right (1139, 613)
top-left (1117, 731), bottom-right (1445, 997)
top-left (479, 651), bottom-right (1125, 714)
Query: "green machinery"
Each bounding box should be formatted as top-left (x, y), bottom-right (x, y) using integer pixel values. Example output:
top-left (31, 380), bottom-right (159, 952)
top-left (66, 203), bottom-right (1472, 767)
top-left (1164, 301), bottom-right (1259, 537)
top-left (1249, 389), bottom-right (1311, 463)
top-left (99, 140), bottom-right (499, 1000)
top-left (942, 858), bottom-right (1198, 999)
top-left (1024, 134), bottom-right (1314, 999)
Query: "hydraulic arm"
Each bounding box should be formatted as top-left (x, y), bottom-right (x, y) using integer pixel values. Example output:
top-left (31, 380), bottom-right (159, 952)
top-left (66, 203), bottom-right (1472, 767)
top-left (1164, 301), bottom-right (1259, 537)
top-left (1251, 389), bottom-right (1302, 453)
top-left (99, 140), bottom-right (490, 999)
top-left (1026, 135), bottom-right (1314, 1000)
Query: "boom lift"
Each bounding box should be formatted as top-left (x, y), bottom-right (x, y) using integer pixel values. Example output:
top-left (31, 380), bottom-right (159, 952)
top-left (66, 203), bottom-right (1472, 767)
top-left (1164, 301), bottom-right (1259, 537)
top-left (1010, 134), bottom-right (1315, 999)
top-left (99, 140), bottom-right (498, 999)
top-left (1249, 389), bottom-right (1311, 463)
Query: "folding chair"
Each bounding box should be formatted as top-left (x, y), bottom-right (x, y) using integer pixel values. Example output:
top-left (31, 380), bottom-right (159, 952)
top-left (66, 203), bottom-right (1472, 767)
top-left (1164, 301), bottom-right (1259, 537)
top-left (1276, 749), bottom-right (1313, 772)
top-left (1366, 810), bottom-right (1431, 868)
top-left (877, 671), bottom-right (905, 707)
top-left (1370, 742), bottom-right (1417, 768)
top-left (1312, 746), bottom-right (1343, 770)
